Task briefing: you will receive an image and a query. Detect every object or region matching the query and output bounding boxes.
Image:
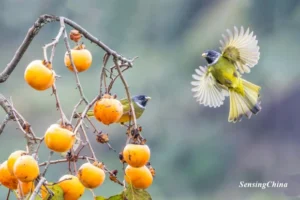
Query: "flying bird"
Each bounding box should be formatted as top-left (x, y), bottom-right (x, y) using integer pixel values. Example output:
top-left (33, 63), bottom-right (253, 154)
top-left (191, 26), bottom-right (261, 122)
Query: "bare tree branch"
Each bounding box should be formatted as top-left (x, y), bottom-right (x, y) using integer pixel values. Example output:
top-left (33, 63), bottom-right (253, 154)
top-left (0, 14), bottom-right (134, 83)
top-left (0, 15), bottom-right (56, 82)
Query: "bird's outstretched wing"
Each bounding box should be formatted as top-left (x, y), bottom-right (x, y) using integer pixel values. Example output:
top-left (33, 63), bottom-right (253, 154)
top-left (220, 26), bottom-right (260, 74)
top-left (191, 66), bottom-right (228, 108)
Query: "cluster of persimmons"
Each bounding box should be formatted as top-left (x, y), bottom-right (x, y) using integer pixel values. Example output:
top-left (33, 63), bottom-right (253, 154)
top-left (0, 30), bottom-right (154, 199)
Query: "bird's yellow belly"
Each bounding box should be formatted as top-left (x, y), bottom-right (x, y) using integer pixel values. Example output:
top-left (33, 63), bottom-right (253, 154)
top-left (210, 58), bottom-right (244, 94)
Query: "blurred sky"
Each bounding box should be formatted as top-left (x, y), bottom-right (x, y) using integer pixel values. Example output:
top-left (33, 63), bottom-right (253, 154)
top-left (1, 0), bottom-right (300, 199)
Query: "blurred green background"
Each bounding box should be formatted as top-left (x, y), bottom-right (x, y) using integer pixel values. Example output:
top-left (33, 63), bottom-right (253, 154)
top-left (1, 0), bottom-right (300, 199)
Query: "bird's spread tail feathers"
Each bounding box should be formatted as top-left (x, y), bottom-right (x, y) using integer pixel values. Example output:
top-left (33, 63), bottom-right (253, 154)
top-left (228, 79), bottom-right (261, 123)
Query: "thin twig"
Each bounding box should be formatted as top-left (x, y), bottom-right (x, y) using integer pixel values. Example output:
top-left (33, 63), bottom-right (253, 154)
top-left (69, 99), bottom-right (84, 123)
top-left (29, 177), bottom-right (46, 200)
top-left (63, 22), bottom-right (88, 104)
top-left (39, 156), bottom-right (94, 166)
top-left (71, 148), bottom-right (78, 174)
top-left (43, 17), bottom-right (65, 63)
top-left (0, 115), bottom-right (10, 135)
top-left (41, 182), bottom-right (54, 198)
top-left (73, 95), bottom-right (100, 135)
top-left (80, 125), bottom-right (96, 160)
top-left (100, 53), bottom-right (110, 95)
top-left (46, 178), bottom-right (72, 186)
top-left (34, 137), bottom-right (44, 160)
top-left (39, 158), bottom-right (69, 167)
top-left (51, 83), bottom-right (66, 126)
top-left (107, 64), bottom-right (131, 93)
top-left (90, 189), bottom-right (96, 199)
top-left (42, 151), bottom-right (54, 176)
top-left (1, 96), bottom-right (39, 141)
top-left (0, 95), bottom-right (41, 154)
top-left (85, 117), bottom-right (115, 151)
top-left (6, 189), bottom-right (10, 200)
top-left (113, 58), bottom-right (138, 130)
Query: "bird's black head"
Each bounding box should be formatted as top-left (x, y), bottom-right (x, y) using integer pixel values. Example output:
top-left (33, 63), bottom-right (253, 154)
top-left (202, 50), bottom-right (221, 65)
top-left (132, 95), bottom-right (151, 108)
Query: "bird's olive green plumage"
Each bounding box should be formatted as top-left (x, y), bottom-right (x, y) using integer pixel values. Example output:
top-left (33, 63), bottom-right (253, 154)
top-left (117, 97), bottom-right (149, 123)
top-left (208, 56), bottom-right (245, 95)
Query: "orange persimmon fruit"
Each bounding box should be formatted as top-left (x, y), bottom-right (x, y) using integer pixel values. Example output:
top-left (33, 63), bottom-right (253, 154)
top-left (44, 124), bottom-right (75, 153)
top-left (24, 60), bottom-right (55, 91)
top-left (93, 94), bottom-right (123, 125)
top-left (58, 174), bottom-right (85, 200)
top-left (0, 161), bottom-right (18, 190)
top-left (125, 165), bottom-right (153, 189)
top-left (7, 150), bottom-right (27, 175)
top-left (77, 162), bottom-right (105, 189)
top-left (64, 44), bottom-right (92, 72)
top-left (123, 144), bottom-right (150, 167)
top-left (13, 155), bottom-right (39, 182)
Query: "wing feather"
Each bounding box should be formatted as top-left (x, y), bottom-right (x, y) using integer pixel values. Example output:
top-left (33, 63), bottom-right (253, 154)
top-left (220, 26), bottom-right (260, 74)
top-left (191, 66), bottom-right (228, 108)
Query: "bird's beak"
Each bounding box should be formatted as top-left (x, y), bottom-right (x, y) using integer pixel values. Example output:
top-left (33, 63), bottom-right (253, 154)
top-left (145, 96), bottom-right (151, 101)
top-left (202, 53), bottom-right (207, 57)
